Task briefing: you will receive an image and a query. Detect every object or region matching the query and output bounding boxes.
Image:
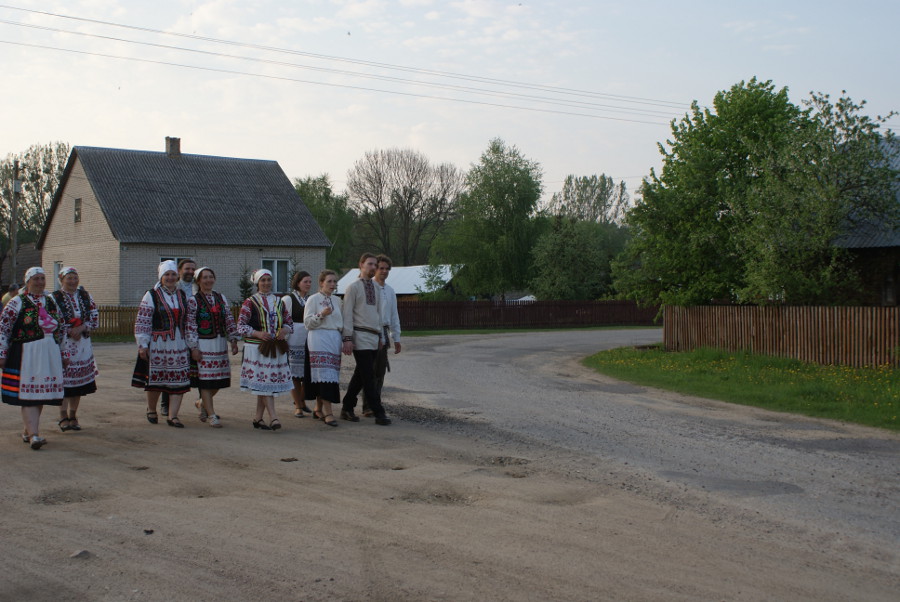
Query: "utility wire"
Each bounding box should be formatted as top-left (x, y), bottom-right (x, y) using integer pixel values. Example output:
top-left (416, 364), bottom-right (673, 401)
top-left (0, 3), bottom-right (692, 111)
top-left (0, 39), bottom-right (671, 125)
top-left (0, 18), bottom-right (681, 119)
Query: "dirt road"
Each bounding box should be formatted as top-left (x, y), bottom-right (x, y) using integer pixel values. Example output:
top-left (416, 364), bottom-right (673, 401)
top-left (1, 332), bottom-right (897, 601)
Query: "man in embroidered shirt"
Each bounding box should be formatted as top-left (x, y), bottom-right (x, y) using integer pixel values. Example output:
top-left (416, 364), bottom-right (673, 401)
top-left (362, 254), bottom-right (401, 417)
top-left (340, 253), bottom-right (391, 425)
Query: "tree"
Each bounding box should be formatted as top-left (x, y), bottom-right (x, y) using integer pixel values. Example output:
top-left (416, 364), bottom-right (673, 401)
top-left (530, 217), bottom-right (628, 300)
top-left (294, 174), bottom-right (357, 270)
top-left (432, 138), bottom-right (543, 297)
top-left (612, 78), bottom-right (898, 306)
top-left (0, 141), bottom-right (70, 280)
top-left (547, 174), bottom-right (629, 224)
top-left (345, 148), bottom-right (464, 265)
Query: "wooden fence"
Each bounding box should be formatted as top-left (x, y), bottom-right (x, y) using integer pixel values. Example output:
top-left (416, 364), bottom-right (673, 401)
top-left (664, 305), bottom-right (900, 368)
top-left (95, 300), bottom-right (660, 336)
top-left (397, 300), bottom-right (659, 330)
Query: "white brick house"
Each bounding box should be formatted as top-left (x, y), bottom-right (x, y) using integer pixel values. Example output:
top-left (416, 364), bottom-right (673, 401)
top-left (38, 138), bottom-right (329, 305)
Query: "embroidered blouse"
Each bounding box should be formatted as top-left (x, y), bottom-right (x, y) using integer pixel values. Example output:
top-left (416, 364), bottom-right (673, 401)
top-left (52, 287), bottom-right (99, 336)
top-left (0, 293), bottom-right (68, 360)
top-left (134, 283), bottom-right (199, 349)
top-left (303, 292), bottom-right (343, 331)
top-left (237, 293), bottom-right (293, 339)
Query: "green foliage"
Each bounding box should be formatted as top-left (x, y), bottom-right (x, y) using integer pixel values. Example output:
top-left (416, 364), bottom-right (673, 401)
top-left (583, 346), bottom-right (899, 431)
top-left (547, 174), bottom-right (629, 224)
top-left (432, 138), bottom-right (542, 297)
top-left (237, 264), bottom-right (254, 303)
top-left (530, 217), bottom-right (628, 300)
top-left (613, 78), bottom-right (899, 306)
top-left (294, 174), bottom-right (357, 270)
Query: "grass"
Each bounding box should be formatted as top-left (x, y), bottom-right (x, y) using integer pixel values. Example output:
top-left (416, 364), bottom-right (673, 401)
top-left (582, 345), bottom-right (900, 431)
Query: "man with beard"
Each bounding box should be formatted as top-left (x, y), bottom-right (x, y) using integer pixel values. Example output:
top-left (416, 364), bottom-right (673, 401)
top-left (340, 253), bottom-right (391, 425)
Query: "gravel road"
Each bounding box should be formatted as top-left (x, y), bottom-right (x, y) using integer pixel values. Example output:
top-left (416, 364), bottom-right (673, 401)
top-left (386, 329), bottom-right (900, 551)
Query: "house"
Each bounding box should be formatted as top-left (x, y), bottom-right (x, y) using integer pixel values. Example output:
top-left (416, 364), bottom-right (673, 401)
top-left (834, 143), bottom-right (900, 306)
top-left (38, 138), bottom-right (330, 305)
top-left (337, 264), bottom-right (454, 299)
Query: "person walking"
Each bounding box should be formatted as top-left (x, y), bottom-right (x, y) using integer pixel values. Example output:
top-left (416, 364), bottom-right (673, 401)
top-left (238, 269), bottom-right (293, 431)
top-left (161, 258), bottom-right (196, 417)
top-left (0, 267), bottom-right (68, 449)
top-left (52, 266), bottom-right (99, 432)
top-left (132, 260), bottom-right (199, 428)
top-left (190, 267), bottom-right (239, 428)
top-left (340, 253), bottom-right (391, 425)
top-left (282, 271), bottom-right (313, 418)
top-left (362, 254), bottom-right (402, 417)
top-left (303, 270), bottom-right (343, 427)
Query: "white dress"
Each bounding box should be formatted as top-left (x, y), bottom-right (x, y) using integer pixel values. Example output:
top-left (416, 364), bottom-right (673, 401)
top-left (282, 291), bottom-right (309, 379)
top-left (238, 293), bottom-right (294, 396)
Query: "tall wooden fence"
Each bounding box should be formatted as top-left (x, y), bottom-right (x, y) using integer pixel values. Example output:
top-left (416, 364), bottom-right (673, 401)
top-left (664, 305), bottom-right (900, 368)
top-left (96, 300), bottom-right (659, 336)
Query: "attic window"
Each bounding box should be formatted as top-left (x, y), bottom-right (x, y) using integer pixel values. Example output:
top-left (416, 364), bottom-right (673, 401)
top-left (74, 198), bottom-right (82, 223)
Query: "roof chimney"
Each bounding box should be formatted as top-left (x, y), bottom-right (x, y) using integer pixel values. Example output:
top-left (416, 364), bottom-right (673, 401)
top-left (165, 136), bottom-right (181, 158)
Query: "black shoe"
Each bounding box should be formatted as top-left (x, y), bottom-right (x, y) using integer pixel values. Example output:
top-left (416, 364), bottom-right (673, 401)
top-left (375, 416), bottom-right (392, 426)
top-left (252, 419), bottom-right (271, 430)
top-left (166, 417), bottom-right (185, 428)
top-left (340, 410), bottom-right (360, 422)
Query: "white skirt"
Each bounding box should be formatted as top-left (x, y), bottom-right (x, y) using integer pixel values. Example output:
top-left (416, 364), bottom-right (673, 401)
top-left (307, 328), bottom-right (341, 384)
top-left (62, 334), bottom-right (98, 390)
top-left (239, 342), bottom-right (293, 396)
top-left (287, 323), bottom-right (307, 379)
top-left (195, 336), bottom-right (232, 385)
top-left (20, 337), bottom-right (65, 400)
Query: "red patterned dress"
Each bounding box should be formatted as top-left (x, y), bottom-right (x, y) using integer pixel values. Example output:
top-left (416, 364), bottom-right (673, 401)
top-left (52, 287), bottom-right (99, 396)
top-left (238, 293), bottom-right (293, 396)
top-left (0, 293), bottom-right (67, 406)
top-left (131, 284), bottom-right (198, 394)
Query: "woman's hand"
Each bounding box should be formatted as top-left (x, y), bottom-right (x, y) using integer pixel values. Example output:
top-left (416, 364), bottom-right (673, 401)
top-left (320, 305), bottom-right (333, 317)
top-left (230, 340), bottom-right (239, 355)
top-left (191, 348), bottom-right (202, 362)
top-left (138, 347), bottom-right (149, 361)
top-left (255, 330), bottom-right (274, 341)
top-left (62, 356), bottom-right (71, 368)
top-left (275, 328), bottom-right (287, 341)
top-left (69, 325), bottom-right (83, 341)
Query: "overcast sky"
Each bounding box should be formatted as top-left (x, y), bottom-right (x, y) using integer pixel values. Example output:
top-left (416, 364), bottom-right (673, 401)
top-left (2, 0), bottom-right (898, 201)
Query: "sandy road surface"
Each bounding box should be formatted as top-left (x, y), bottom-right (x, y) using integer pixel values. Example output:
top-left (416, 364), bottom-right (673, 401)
top-left (0, 331), bottom-right (897, 601)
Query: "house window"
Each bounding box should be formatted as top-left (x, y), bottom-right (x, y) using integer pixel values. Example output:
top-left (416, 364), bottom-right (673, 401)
top-left (261, 259), bottom-right (290, 293)
top-left (74, 198), bottom-right (82, 223)
top-left (160, 256), bottom-right (192, 265)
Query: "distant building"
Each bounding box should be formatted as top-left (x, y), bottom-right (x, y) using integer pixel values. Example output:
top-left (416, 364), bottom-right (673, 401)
top-left (337, 264), bottom-right (454, 300)
top-left (38, 138), bottom-right (329, 304)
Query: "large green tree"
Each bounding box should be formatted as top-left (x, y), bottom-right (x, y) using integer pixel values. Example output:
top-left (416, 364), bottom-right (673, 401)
top-left (432, 138), bottom-right (542, 297)
top-left (612, 78), bottom-right (898, 306)
top-left (294, 174), bottom-right (357, 270)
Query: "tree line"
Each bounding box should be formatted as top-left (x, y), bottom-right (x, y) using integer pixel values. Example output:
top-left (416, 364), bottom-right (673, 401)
top-left (3, 77), bottom-right (897, 305)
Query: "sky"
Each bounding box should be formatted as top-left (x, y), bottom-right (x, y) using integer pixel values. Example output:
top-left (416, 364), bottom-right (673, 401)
top-left (1, 0), bottom-right (898, 202)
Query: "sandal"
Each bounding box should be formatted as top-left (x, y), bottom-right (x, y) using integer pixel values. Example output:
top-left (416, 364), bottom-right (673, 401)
top-left (58, 417), bottom-right (72, 432)
top-left (252, 419), bottom-right (271, 430)
top-left (146, 410), bottom-right (159, 424)
top-left (312, 410), bottom-right (323, 420)
top-left (30, 435), bottom-right (46, 450)
top-left (68, 415), bottom-right (81, 431)
top-left (293, 407), bottom-right (305, 418)
top-left (166, 417), bottom-right (185, 428)
top-left (269, 418), bottom-right (282, 431)
top-left (22, 431), bottom-right (30, 444)
top-left (322, 414), bottom-right (339, 427)
top-left (209, 414), bottom-right (222, 428)
top-left (301, 405), bottom-right (313, 413)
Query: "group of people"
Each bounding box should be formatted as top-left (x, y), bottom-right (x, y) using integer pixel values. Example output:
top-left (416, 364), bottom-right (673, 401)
top-left (132, 253), bottom-right (401, 432)
top-left (1, 253), bottom-right (403, 450)
top-left (0, 266), bottom-right (99, 449)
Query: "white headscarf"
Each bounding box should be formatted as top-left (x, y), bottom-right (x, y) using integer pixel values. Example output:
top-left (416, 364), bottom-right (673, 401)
top-left (24, 266), bottom-right (45, 283)
top-left (58, 266), bottom-right (78, 279)
top-left (157, 260), bottom-right (178, 281)
top-left (252, 269), bottom-right (272, 285)
top-left (192, 266), bottom-right (214, 295)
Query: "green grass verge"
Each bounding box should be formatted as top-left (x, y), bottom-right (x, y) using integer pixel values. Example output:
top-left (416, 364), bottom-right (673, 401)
top-left (582, 345), bottom-right (899, 431)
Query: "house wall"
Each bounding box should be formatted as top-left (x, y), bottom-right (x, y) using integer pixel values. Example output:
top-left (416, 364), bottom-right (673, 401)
top-left (120, 244), bottom-right (326, 305)
top-left (41, 159), bottom-right (123, 304)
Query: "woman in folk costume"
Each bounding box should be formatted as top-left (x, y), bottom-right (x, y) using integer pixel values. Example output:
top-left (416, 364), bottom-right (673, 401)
top-left (238, 269), bottom-right (293, 431)
top-left (0, 267), bottom-right (68, 450)
top-left (303, 269), bottom-right (343, 427)
top-left (190, 267), bottom-right (239, 428)
top-left (52, 266), bottom-right (99, 432)
top-left (282, 270), bottom-right (313, 418)
top-left (132, 260), bottom-right (199, 428)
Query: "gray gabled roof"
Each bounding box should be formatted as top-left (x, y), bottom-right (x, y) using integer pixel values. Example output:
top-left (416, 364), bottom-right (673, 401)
top-left (39, 146), bottom-right (330, 248)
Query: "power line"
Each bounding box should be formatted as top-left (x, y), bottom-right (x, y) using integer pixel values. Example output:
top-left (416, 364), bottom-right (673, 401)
top-left (0, 18), bottom-right (681, 119)
top-left (0, 39), bottom-right (671, 125)
top-left (0, 3), bottom-right (692, 111)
